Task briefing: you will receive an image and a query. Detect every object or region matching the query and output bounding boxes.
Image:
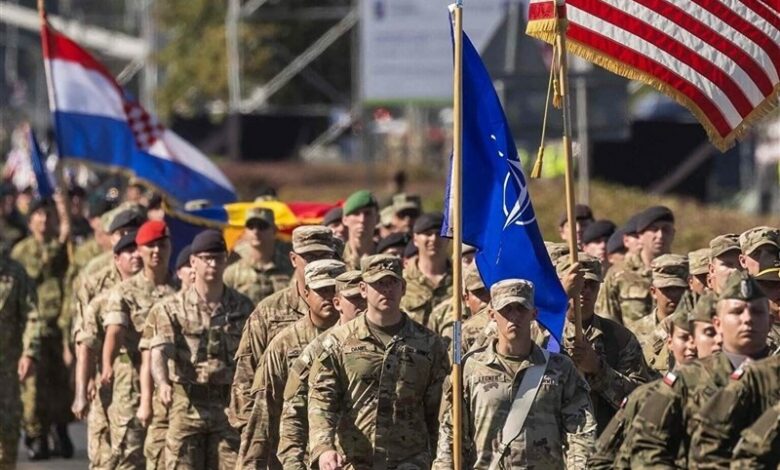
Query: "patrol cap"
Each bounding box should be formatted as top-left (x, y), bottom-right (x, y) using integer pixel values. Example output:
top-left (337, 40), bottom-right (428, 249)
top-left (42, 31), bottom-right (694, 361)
top-left (292, 225), bottom-right (336, 254)
top-left (607, 228), bottom-right (627, 255)
top-left (377, 232), bottom-right (410, 254)
top-left (322, 207), bottom-right (342, 227)
top-left (545, 242), bottom-right (570, 264)
top-left (582, 220), bottom-right (616, 245)
top-left (462, 244), bottom-right (476, 255)
top-left (108, 209), bottom-right (146, 233)
top-left (361, 254), bottom-right (404, 283)
top-left (709, 233), bottom-right (740, 258)
top-left (491, 279), bottom-right (534, 311)
top-left (688, 248), bottom-right (710, 276)
top-left (113, 229), bottom-right (138, 254)
top-left (556, 253), bottom-right (602, 282)
top-left (304, 259), bottom-right (347, 290)
top-left (336, 270), bottom-right (363, 297)
top-left (739, 226), bottom-right (780, 256)
top-left (175, 244), bottom-right (192, 270)
top-left (379, 206), bottom-right (395, 227)
top-left (392, 193), bottom-right (422, 215)
top-left (413, 213), bottom-right (443, 234)
top-left (342, 190), bottom-right (378, 216)
top-left (464, 262), bottom-right (485, 292)
top-left (651, 254), bottom-right (689, 288)
top-left (27, 198), bottom-right (51, 215)
top-left (190, 229), bottom-right (227, 254)
top-left (717, 271), bottom-right (766, 302)
top-left (245, 207), bottom-right (275, 228)
top-left (136, 220), bottom-right (169, 246)
top-left (557, 204), bottom-right (593, 227)
top-left (689, 292), bottom-right (717, 323)
top-left (403, 240), bottom-right (418, 259)
top-left (635, 206), bottom-right (675, 233)
top-left (755, 267), bottom-right (780, 282)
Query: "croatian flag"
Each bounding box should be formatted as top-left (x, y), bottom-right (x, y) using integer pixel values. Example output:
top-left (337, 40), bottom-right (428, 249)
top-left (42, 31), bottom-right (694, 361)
top-left (40, 23), bottom-right (237, 206)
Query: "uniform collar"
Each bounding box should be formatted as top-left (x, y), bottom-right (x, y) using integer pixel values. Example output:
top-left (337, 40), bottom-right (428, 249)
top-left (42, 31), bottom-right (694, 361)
top-left (484, 339), bottom-right (547, 369)
top-left (355, 312), bottom-right (413, 342)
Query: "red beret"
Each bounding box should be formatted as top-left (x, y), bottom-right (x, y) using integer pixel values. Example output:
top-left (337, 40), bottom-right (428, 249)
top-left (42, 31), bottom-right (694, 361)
top-left (136, 220), bottom-right (169, 246)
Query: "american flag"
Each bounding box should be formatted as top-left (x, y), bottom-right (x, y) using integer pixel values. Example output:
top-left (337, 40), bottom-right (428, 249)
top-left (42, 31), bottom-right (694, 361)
top-left (526, 0), bottom-right (780, 151)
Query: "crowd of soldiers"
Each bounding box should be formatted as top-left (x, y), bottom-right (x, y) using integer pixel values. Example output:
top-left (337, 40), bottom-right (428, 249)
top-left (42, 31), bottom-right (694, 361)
top-left (1, 177), bottom-right (779, 470)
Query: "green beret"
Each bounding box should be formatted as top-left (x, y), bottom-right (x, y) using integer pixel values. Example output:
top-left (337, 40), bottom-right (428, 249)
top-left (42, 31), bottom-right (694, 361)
top-left (343, 190), bottom-right (378, 216)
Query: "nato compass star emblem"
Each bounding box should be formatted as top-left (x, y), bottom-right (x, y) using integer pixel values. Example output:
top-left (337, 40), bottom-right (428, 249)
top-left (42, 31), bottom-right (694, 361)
top-left (490, 134), bottom-right (536, 229)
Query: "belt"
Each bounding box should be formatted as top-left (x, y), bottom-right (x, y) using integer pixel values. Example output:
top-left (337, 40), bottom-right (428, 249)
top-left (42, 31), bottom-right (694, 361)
top-left (173, 383), bottom-right (230, 402)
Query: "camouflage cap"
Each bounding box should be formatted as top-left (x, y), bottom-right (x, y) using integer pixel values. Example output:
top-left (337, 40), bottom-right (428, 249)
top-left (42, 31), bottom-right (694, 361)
top-left (688, 248), bottom-right (710, 275)
top-left (491, 279), bottom-right (534, 311)
top-left (545, 242), bottom-right (570, 265)
top-left (669, 297), bottom-right (694, 332)
top-left (739, 226), bottom-right (780, 256)
top-left (361, 254), bottom-right (403, 283)
top-left (292, 225), bottom-right (336, 254)
top-left (555, 253), bottom-right (602, 282)
top-left (755, 267), bottom-right (780, 282)
top-left (391, 193), bottom-right (422, 215)
top-left (709, 233), bottom-right (740, 258)
top-left (689, 292), bottom-right (716, 324)
top-left (717, 271), bottom-right (766, 302)
top-left (463, 262), bottom-right (485, 292)
top-left (462, 243), bottom-right (476, 255)
top-left (379, 205), bottom-right (395, 227)
top-left (245, 207), bottom-right (275, 227)
top-left (651, 254), bottom-right (689, 288)
top-left (304, 259), bottom-right (347, 290)
top-left (336, 270), bottom-right (363, 297)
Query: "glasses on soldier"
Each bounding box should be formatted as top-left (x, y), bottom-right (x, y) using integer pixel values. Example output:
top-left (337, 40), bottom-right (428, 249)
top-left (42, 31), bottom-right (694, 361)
top-left (195, 253), bottom-right (227, 265)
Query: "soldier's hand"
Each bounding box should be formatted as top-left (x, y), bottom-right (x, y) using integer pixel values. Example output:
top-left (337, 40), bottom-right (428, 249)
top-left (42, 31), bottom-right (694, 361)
top-left (100, 366), bottom-right (113, 387)
top-left (17, 356), bottom-right (35, 382)
top-left (72, 394), bottom-right (89, 420)
top-left (571, 336), bottom-right (601, 375)
top-left (319, 450), bottom-right (344, 470)
top-left (87, 378), bottom-right (97, 401)
top-left (62, 344), bottom-right (74, 368)
top-left (136, 402), bottom-right (152, 428)
top-left (159, 383), bottom-right (173, 407)
top-left (561, 262), bottom-right (585, 298)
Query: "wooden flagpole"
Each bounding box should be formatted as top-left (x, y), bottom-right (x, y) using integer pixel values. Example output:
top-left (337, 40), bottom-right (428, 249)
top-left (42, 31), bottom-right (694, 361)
top-left (450, 2), bottom-right (464, 469)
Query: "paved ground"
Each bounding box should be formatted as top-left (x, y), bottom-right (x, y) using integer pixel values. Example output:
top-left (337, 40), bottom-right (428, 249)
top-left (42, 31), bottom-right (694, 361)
top-left (17, 422), bottom-right (88, 469)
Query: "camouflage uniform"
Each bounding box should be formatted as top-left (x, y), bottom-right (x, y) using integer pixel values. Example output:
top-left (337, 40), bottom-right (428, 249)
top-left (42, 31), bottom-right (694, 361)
top-left (0, 255), bottom-right (40, 467)
top-left (731, 401), bottom-right (780, 469)
top-left (150, 286), bottom-right (253, 470)
top-left (62, 237), bottom-right (105, 344)
top-left (140, 304), bottom-right (172, 470)
top-left (433, 340), bottom-right (596, 469)
top-left (428, 263), bottom-right (485, 344)
top-left (102, 273), bottom-right (177, 469)
top-left (596, 250), bottom-right (653, 329)
top-left (308, 313), bottom-right (450, 469)
top-left (691, 355), bottom-right (780, 468)
top-left (400, 259), bottom-right (453, 328)
top-left (222, 244), bottom-right (292, 305)
top-left (0, 208), bottom-right (27, 253)
top-left (460, 307), bottom-right (491, 353)
top-left (10, 236), bottom-right (71, 440)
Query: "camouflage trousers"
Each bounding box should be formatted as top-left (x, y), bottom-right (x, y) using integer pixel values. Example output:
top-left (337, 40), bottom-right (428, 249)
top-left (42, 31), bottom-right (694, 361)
top-left (106, 355), bottom-right (146, 470)
top-left (22, 331), bottom-right (72, 438)
top-left (145, 390), bottom-right (169, 470)
top-left (88, 383), bottom-right (113, 470)
top-left (0, 368), bottom-right (22, 469)
top-left (165, 384), bottom-right (239, 470)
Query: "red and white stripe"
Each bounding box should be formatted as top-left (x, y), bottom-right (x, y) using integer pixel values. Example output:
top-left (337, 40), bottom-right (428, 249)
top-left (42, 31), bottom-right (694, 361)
top-left (527, 0), bottom-right (780, 149)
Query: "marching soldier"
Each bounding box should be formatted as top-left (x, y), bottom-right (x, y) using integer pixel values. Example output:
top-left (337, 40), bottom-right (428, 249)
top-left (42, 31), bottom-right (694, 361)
top-left (687, 248), bottom-right (710, 296)
top-left (340, 190), bottom-right (379, 270)
top-left (708, 233), bottom-right (743, 293)
top-left (738, 226), bottom-right (779, 275)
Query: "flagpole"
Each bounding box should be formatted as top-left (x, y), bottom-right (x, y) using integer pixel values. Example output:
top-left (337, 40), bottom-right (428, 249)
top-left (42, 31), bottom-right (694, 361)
top-left (555, 5), bottom-right (583, 340)
top-left (450, 2), bottom-right (464, 469)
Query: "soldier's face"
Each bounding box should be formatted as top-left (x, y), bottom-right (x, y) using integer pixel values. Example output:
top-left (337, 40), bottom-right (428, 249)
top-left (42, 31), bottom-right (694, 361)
top-left (28, 208), bottom-right (48, 235)
top-left (709, 253), bottom-right (742, 293)
top-left (693, 321), bottom-right (721, 358)
top-left (306, 286), bottom-right (338, 320)
top-left (361, 276), bottom-right (404, 313)
top-left (140, 238), bottom-right (171, 270)
top-left (667, 326), bottom-right (696, 365)
top-left (651, 286), bottom-right (686, 317)
top-left (413, 229), bottom-right (447, 259)
top-left (177, 265), bottom-right (195, 290)
top-left (464, 288), bottom-right (490, 314)
top-left (578, 280), bottom-right (600, 317)
top-left (191, 252), bottom-right (228, 283)
top-left (583, 238), bottom-right (607, 262)
top-left (622, 233), bottom-right (641, 255)
top-left (688, 274), bottom-right (708, 295)
top-left (493, 303), bottom-right (536, 343)
top-left (392, 209), bottom-right (418, 233)
top-left (115, 247), bottom-right (142, 277)
top-left (714, 298), bottom-right (770, 355)
top-left (245, 222), bottom-right (275, 248)
top-left (639, 221), bottom-right (675, 257)
top-left (740, 245), bottom-right (780, 275)
top-left (334, 293), bottom-right (365, 323)
top-left (343, 207), bottom-right (378, 243)
top-left (327, 221), bottom-right (348, 243)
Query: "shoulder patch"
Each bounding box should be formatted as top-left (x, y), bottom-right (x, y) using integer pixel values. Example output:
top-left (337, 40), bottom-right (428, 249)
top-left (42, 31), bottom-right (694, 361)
top-left (663, 371), bottom-right (678, 387)
top-left (730, 368), bottom-right (745, 380)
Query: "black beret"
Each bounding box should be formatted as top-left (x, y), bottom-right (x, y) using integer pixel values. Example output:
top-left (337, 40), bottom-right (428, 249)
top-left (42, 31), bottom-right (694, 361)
top-left (403, 240), bottom-right (418, 259)
top-left (413, 212), bottom-right (444, 234)
top-left (191, 229), bottom-right (227, 254)
top-left (607, 228), bottom-right (627, 255)
top-left (27, 198), bottom-right (51, 215)
top-left (558, 204), bottom-right (594, 227)
top-left (175, 244), bottom-right (193, 270)
top-left (623, 213), bottom-right (642, 235)
top-left (322, 207), bottom-right (343, 226)
top-left (113, 229), bottom-right (138, 254)
top-left (582, 220), bottom-right (616, 245)
top-left (635, 206), bottom-right (675, 233)
top-left (108, 210), bottom-right (146, 233)
top-left (88, 198), bottom-right (114, 219)
top-left (377, 232), bottom-right (411, 254)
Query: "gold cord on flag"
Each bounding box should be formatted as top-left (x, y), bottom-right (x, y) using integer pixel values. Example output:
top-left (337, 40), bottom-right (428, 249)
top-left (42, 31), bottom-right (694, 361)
top-left (530, 42), bottom-right (561, 179)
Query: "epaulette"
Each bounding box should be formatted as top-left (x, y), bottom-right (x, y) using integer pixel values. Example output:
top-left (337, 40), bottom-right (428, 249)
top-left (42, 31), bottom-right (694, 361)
top-left (662, 371), bottom-right (678, 386)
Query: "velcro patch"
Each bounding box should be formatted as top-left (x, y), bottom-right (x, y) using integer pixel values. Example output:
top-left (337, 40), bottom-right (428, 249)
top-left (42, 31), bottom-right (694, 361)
top-left (730, 368), bottom-right (745, 380)
top-left (663, 371), bottom-right (678, 386)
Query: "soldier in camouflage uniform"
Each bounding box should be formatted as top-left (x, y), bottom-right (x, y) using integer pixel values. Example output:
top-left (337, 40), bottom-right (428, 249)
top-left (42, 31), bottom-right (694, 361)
top-left (387, 193), bottom-right (421, 235)
top-left (731, 400), bottom-right (780, 469)
top-left (229, 226), bottom-right (337, 432)
top-left (708, 233), bottom-right (743, 294)
top-left (629, 271), bottom-right (774, 467)
top-left (0, 253), bottom-right (40, 467)
top-left (400, 213), bottom-right (453, 327)
top-left (10, 196), bottom-right (72, 459)
top-left (239, 259), bottom-right (346, 469)
top-left (223, 208), bottom-right (292, 305)
top-left (101, 221), bottom-right (177, 469)
top-left (755, 266), bottom-right (780, 353)
top-left (340, 190), bottom-right (379, 270)
top-left (556, 254), bottom-right (657, 433)
top-left (308, 254), bottom-right (450, 470)
top-left (79, 205), bottom-right (146, 281)
top-left (428, 260), bottom-right (490, 345)
top-left (738, 226), bottom-right (779, 275)
top-left (0, 182), bottom-right (27, 253)
top-left (148, 230), bottom-right (254, 469)
top-left (276, 270), bottom-right (365, 470)
top-left (434, 279), bottom-right (596, 469)
top-left (687, 247), bottom-right (710, 296)
top-left (596, 206), bottom-right (676, 329)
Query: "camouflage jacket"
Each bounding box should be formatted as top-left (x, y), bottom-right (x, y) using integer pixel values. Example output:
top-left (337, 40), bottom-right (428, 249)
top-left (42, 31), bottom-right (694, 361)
top-left (400, 260), bottom-right (453, 328)
top-left (10, 236), bottom-right (68, 329)
top-left (61, 237), bottom-right (105, 343)
top-left (341, 242), bottom-right (375, 271)
top-left (596, 251), bottom-right (653, 329)
top-left (691, 355), bottom-right (780, 468)
top-left (73, 263), bottom-right (122, 349)
top-left (460, 308), bottom-right (491, 354)
top-left (240, 314), bottom-right (329, 469)
top-left (223, 247), bottom-right (292, 306)
top-left (427, 299), bottom-right (474, 345)
top-left (0, 210), bottom-right (27, 253)
top-left (229, 280), bottom-right (310, 429)
top-left (149, 286), bottom-right (253, 386)
top-left (768, 321), bottom-right (780, 355)
top-left (80, 250), bottom-right (114, 281)
top-left (731, 400), bottom-right (780, 470)
top-left (308, 313), bottom-right (450, 470)
top-left (433, 341), bottom-right (595, 470)
top-left (638, 310), bottom-right (673, 375)
top-left (0, 255), bottom-right (40, 368)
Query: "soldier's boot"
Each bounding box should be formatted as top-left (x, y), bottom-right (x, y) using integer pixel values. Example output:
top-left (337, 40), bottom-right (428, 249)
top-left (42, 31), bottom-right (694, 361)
top-left (26, 435), bottom-right (50, 460)
top-left (51, 424), bottom-right (74, 459)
